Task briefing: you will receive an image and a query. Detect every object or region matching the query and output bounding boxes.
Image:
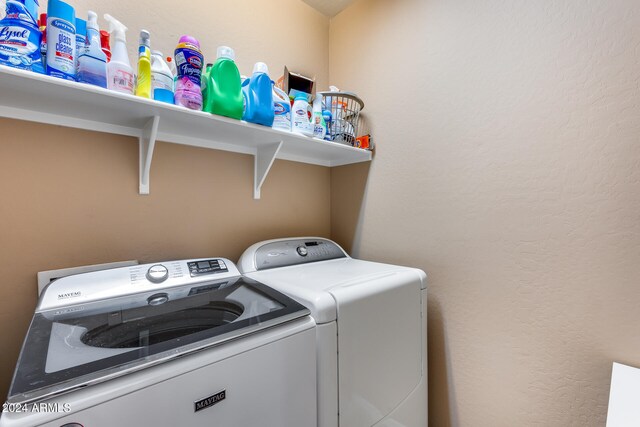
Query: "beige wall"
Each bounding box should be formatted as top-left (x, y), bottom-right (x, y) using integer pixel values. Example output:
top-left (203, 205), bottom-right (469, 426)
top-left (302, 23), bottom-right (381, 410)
top-left (0, 0), bottom-right (330, 399)
top-left (330, 0), bottom-right (640, 425)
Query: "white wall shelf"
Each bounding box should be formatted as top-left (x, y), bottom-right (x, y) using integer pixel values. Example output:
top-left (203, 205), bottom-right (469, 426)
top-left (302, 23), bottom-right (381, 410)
top-left (0, 65), bottom-right (371, 199)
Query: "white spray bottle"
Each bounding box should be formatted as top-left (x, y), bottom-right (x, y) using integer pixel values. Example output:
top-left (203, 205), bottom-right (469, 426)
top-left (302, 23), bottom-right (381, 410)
top-left (104, 14), bottom-right (134, 94)
top-left (312, 93), bottom-right (327, 139)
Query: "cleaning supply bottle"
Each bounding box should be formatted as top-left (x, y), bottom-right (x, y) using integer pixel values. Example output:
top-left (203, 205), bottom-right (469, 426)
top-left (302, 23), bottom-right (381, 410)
top-left (76, 17), bottom-right (89, 49)
top-left (291, 92), bottom-right (313, 136)
top-left (173, 35), bottom-right (203, 110)
top-left (272, 85), bottom-right (291, 132)
top-left (201, 62), bottom-right (213, 106)
top-left (38, 13), bottom-right (47, 71)
top-left (74, 17), bottom-right (86, 72)
top-left (0, 0), bottom-right (45, 73)
top-left (100, 30), bottom-right (110, 61)
top-left (46, 0), bottom-right (75, 80)
top-left (166, 56), bottom-right (176, 79)
top-left (76, 11), bottom-right (106, 88)
top-left (322, 108), bottom-right (332, 141)
top-left (135, 29), bottom-right (151, 98)
top-left (151, 51), bottom-right (174, 104)
top-left (312, 93), bottom-right (327, 139)
top-left (103, 14), bottom-right (134, 94)
top-left (242, 62), bottom-right (274, 127)
top-left (240, 74), bottom-right (248, 116)
top-left (202, 46), bottom-right (242, 119)
top-left (23, 0), bottom-right (38, 22)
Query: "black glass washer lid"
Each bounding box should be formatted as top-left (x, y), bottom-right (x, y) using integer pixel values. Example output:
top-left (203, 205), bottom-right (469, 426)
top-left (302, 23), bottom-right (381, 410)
top-left (8, 276), bottom-right (309, 405)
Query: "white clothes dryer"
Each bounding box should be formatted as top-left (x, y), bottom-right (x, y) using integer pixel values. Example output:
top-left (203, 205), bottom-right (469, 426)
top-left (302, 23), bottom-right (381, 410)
top-left (1, 258), bottom-right (317, 427)
top-left (238, 237), bottom-right (428, 427)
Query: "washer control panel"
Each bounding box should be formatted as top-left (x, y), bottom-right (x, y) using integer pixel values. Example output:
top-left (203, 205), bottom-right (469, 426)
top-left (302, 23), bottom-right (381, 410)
top-left (187, 259), bottom-right (228, 277)
top-left (38, 258), bottom-right (239, 311)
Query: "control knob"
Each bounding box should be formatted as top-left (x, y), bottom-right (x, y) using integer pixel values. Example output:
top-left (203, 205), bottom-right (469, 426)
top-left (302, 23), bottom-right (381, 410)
top-left (296, 246), bottom-right (308, 257)
top-left (146, 264), bottom-right (169, 283)
top-left (147, 293), bottom-right (169, 306)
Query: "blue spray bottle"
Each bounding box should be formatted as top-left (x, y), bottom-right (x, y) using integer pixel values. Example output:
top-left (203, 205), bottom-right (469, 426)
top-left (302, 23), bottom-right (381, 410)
top-left (77, 11), bottom-right (106, 88)
top-left (242, 62), bottom-right (274, 127)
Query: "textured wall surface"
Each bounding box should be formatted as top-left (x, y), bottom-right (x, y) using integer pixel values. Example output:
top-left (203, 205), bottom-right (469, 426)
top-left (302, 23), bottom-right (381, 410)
top-left (330, 0), bottom-right (640, 425)
top-left (0, 0), bottom-right (330, 399)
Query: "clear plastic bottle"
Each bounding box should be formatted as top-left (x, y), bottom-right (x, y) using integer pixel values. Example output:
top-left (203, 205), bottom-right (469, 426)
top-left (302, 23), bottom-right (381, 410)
top-left (77, 11), bottom-right (107, 88)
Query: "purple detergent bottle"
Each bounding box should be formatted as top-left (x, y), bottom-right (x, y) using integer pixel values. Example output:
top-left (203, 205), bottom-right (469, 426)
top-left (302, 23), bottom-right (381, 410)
top-left (174, 35), bottom-right (203, 110)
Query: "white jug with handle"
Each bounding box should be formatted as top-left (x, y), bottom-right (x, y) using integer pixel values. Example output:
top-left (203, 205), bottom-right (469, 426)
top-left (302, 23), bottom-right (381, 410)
top-left (291, 92), bottom-right (313, 137)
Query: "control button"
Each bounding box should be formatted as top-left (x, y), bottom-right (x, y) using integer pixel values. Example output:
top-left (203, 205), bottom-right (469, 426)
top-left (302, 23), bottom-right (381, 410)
top-left (146, 264), bottom-right (169, 283)
top-left (147, 293), bottom-right (169, 306)
top-left (296, 246), bottom-right (308, 257)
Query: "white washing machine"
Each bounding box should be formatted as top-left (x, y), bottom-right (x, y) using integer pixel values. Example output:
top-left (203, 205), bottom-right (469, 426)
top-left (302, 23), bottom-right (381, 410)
top-left (238, 238), bottom-right (428, 427)
top-left (0, 258), bottom-right (317, 427)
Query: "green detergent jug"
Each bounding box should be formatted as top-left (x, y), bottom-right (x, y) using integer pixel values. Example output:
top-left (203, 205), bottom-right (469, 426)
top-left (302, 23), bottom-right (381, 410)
top-left (202, 46), bottom-right (243, 120)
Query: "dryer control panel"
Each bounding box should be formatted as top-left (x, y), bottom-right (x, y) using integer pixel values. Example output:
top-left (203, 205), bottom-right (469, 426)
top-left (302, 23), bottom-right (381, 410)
top-left (251, 238), bottom-right (347, 271)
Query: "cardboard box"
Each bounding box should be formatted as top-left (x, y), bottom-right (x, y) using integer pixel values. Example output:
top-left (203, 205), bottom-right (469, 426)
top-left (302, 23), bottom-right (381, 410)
top-left (276, 66), bottom-right (315, 100)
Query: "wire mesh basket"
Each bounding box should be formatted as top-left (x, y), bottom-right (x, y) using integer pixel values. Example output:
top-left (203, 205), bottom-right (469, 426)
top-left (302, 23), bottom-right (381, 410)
top-left (317, 91), bottom-right (364, 146)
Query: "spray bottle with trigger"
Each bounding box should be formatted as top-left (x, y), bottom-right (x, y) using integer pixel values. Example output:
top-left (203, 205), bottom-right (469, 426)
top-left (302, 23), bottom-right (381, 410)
top-left (77, 11), bottom-right (107, 88)
top-left (135, 30), bottom-right (151, 98)
top-left (103, 14), bottom-right (134, 94)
